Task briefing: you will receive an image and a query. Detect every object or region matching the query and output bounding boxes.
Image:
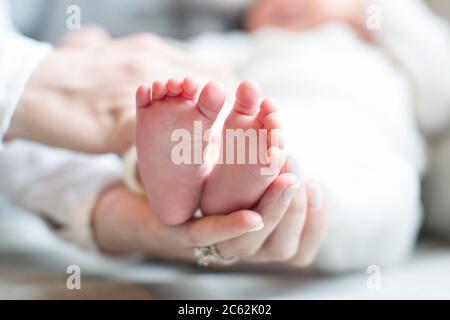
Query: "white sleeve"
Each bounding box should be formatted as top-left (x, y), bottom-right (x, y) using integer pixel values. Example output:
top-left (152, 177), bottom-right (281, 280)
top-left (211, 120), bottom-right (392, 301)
top-left (0, 0), bottom-right (13, 30)
top-left (372, 0), bottom-right (450, 136)
top-left (0, 140), bottom-right (123, 250)
top-left (0, 1), bottom-right (53, 149)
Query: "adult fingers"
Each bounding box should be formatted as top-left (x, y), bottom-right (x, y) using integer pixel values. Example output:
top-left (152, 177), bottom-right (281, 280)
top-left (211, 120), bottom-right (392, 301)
top-left (216, 172), bottom-right (300, 258)
top-left (253, 183), bottom-right (308, 262)
top-left (165, 210), bottom-right (264, 249)
top-left (290, 182), bottom-right (329, 267)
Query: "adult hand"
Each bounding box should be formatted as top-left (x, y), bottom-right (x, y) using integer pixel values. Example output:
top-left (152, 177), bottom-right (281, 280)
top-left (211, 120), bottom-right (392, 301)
top-left (7, 29), bottom-right (234, 154)
top-left (93, 172), bottom-right (328, 268)
top-left (216, 174), bottom-right (328, 267)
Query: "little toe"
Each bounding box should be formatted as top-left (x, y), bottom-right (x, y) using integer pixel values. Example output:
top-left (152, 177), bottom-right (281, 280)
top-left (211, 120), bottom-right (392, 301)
top-left (182, 77), bottom-right (200, 99)
top-left (197, 81), bottom-right (226, 121)
top-left (167, 78), bottom-right (183, 97)
top-left (257, 98), bottom-right (278, 122)
top-left (233, 81), bottom-right (261, 116)
top-left (152, 81), bottom-right (168, 100)
top-left (136, 84), bottom-right (152, 108)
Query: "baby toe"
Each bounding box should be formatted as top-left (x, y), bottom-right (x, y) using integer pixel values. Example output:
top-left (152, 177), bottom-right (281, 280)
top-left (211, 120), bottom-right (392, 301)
top-left (197, 81), bottom-right (226, 121)
top-left (152, 81), bottom-right (168, 100)
top-left (136, 84), bottom-right (152, 108)
top-left (167, 78), bottom-right (183, 97)
top-left (233, 81), bottom-right (261, 116)
top-left (182, 77), bottom-right (200, 99)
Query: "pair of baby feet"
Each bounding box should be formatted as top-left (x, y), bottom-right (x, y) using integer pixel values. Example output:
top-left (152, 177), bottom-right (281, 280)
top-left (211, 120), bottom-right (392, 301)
top-left (136, 77), bottom-right (286, 225)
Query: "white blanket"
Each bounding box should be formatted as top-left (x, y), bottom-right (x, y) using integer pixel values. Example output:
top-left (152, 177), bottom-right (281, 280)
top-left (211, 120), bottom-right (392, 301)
top-left (187, 25), bottom-right (426, 271)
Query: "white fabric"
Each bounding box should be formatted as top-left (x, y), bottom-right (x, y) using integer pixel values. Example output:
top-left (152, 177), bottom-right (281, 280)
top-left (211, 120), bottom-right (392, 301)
top-left (372, 0), bottom-right (450, 138)
top-left (123, 146), bottom-right (145, 196)
top-left (0, 0), bottom-right (448, 271)
top-left (0, 31), bottom-right (52, 149)
top-left (0, 1), bottom-right (53, 149)
top-left (0, 141), bottom-right (123, 249)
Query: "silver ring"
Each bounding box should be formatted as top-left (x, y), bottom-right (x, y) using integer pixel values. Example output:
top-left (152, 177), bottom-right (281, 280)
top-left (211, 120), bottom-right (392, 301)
top-left (193, 245), bottom-right (239, 267)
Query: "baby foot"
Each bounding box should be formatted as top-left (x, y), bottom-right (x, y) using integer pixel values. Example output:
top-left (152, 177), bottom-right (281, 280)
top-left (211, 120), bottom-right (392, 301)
top-left (201, 81), bottom-right (286, 215)
top-left (136, 77), bottom-right (226, 225)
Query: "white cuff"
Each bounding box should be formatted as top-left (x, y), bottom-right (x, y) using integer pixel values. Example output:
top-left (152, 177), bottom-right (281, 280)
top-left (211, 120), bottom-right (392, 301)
top-left (123, 145), bottom-right (145, 196)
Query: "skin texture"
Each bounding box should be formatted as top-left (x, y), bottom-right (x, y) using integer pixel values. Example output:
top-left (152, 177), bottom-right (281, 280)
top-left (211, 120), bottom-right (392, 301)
top-left (136, 78), bottom-right (227, 225)
top-left (136, 78), bottom-right (286, 225)
top-left (201, 81), bottom-right (286, 216)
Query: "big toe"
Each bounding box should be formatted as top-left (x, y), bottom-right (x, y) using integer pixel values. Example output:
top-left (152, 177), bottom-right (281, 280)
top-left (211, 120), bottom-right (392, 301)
top-left (233, 81), bottom-right (261, 116)
top-left (197, 81), bottom-right (226, 121)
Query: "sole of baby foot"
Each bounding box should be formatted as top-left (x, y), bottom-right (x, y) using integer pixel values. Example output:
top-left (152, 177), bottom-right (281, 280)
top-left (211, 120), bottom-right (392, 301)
top-left (201, 81), bottom-right (286, 215)
top-left (136, 77), bottom-right (226, 225)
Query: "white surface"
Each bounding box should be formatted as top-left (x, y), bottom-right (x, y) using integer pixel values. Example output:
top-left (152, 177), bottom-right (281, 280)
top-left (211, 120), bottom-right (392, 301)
top-left (1, 196), bottom-right (449, 300)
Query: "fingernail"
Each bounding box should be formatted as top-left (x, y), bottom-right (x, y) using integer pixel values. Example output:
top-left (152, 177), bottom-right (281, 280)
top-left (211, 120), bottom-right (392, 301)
top-left (248, 215), bottom-right (264, 232)
top-left (308, 182), bottom-right (323, 209)
top-left (248, 223), bottom-right (265, 232)
top-left (282, 183), bottom-right (300, 204)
